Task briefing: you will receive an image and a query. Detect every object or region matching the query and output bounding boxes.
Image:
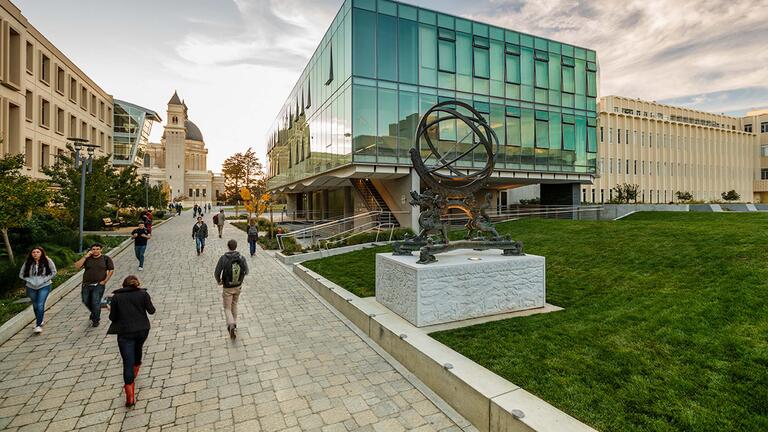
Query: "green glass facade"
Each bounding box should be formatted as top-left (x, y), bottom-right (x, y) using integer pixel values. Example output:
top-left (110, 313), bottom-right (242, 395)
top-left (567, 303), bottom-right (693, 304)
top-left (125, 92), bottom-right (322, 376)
top-left (113, 100), bottom-right (161, 167)
top-left (267, 0), bottom-right (598, 190)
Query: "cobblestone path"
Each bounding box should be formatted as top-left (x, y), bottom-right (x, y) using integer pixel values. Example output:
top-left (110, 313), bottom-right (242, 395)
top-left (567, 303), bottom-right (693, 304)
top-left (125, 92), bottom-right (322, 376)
top-left (0, 213), bottom-right (461, 431)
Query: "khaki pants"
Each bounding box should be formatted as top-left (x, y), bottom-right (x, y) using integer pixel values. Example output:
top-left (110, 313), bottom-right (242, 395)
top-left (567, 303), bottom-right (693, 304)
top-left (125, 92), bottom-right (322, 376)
top-left (217, 224), bottom-right (224, 237)
top-left (222, 287), bottom-right (241, 326)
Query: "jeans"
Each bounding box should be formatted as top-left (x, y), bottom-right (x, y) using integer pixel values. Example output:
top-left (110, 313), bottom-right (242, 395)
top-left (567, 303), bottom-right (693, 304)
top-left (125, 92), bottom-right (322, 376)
top-left (81, 284), bottom-right (105, 322)
top-left (134, 245), bottom-right (146, 267)
top-left (248, 239), bottom-right (257, 255)
top-left (27, 285), bottom-right (51, 327)
top-left (195, 237), bottom-right (206, 253)
top-left (117, 330), bottom-right (149, 384)
top-left (222, 287), bottom-right (241, 327)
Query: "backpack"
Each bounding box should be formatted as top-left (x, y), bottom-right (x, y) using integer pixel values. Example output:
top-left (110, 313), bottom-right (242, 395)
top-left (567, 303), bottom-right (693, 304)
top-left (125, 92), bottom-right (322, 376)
top-left (213, 214), bottom-right (219, 225)
top-left (222, 254), bottom-right (244, 288)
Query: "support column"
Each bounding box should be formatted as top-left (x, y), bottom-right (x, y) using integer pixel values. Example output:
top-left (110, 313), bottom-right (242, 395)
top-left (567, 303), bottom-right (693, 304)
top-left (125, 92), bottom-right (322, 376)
top-left (321, 190), bottom-right (330, 219)
top-left (343, 187), bottom-right (354, 217)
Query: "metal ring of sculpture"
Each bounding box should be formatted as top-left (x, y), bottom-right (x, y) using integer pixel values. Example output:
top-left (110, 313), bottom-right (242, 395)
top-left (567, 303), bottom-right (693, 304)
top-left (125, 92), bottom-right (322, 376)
top-left (411, 100), bottom-right (500, 195)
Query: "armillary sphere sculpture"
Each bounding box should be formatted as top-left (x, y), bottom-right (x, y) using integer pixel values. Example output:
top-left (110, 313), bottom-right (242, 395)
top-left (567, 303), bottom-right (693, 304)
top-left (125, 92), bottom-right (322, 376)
top-left (393, 100), bottom-right (523, 264)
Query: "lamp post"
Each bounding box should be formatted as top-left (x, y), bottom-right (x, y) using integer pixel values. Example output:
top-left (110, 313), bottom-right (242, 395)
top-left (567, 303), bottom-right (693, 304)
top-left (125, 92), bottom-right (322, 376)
top-left (69, 138), bottom-right (99, 253)
top-left (142, 174), bottom-right (150, 209)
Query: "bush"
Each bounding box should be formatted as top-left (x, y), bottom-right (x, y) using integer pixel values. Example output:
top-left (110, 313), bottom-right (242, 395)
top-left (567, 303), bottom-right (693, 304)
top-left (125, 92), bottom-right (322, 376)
top-left (675, 191), bottom-right (694, 203)
top-left (519, 198), bottom-right (541, 205)
top-left (721, 190), bottom-right (740, 202)
top-left (154, 210), bottom-right (166, 219)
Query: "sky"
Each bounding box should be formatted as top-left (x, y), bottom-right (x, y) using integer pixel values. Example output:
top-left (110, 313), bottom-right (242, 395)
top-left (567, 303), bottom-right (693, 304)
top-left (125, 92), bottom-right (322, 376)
top-left (15, 0), bottom-right (768, 171)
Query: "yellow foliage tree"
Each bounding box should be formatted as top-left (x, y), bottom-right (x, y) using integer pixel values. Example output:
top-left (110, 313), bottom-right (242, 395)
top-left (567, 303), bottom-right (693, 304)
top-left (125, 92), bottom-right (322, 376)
top-left (240, 187), bottom-right (271, 222)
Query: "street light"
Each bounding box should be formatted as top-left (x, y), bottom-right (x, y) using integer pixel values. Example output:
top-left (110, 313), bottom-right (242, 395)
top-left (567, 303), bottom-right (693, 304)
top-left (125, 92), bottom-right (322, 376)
top-left (69, 137), bottom-right (99, 253)
top-left (142, 174), bottom-right (150, 209)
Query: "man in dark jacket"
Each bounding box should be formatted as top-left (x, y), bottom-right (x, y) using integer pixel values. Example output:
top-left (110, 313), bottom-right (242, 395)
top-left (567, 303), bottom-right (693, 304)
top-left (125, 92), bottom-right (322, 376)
top-left (192, 217), bottom-right (208, 255)
top-left (107, 275), bottom-right (155, 407)
top-left (214, 240), bottom-right (249, 339)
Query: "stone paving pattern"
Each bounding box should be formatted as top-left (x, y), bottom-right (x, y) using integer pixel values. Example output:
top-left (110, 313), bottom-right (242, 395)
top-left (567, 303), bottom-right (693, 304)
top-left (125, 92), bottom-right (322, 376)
top-left (0, 213), bottom-right (462, 431)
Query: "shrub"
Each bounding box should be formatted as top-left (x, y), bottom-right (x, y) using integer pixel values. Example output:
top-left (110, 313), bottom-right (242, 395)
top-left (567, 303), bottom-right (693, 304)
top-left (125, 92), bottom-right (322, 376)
top-left (721, 190), bottom-right (740, 202)
top-left (519, 198), bottom-right (541, 205)
top-left (675, 191), bottom-right (694, 202)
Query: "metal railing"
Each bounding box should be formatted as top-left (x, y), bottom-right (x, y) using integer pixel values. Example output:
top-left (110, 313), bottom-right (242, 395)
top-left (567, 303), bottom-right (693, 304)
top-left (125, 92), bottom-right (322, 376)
top-left (319, 222), bottom-right (398, 249)
top-left (277, 210), bottom-right (391, 249)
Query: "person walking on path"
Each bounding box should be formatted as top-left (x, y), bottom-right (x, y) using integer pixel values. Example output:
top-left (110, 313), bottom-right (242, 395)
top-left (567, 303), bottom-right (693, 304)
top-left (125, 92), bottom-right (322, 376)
top-left (74, 243), bottom-right (114, 327)
top-left (107, 275), bottom-right (155, 408)
top-left (192, 216), bottom-right (208, 255)
top-left (131, 222), bottom-right (151, 271)
top-left (18, 246), bottom-right (57, 334)
top-left (214, 240), bottom-right (248, 339)
top-left (176, 203), bottom-right (182, 215)
top-left (247, 219), bottom-right (259, 257)
top-left (214, 209), bottom-right (226, 238)
top-left (193, 204), bottom-right (199, 218)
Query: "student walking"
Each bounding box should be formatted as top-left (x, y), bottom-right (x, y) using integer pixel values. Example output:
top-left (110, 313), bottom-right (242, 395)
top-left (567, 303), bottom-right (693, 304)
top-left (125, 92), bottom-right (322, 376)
top-left (131, 222), bottom-right (151, 271)
top-left (18, 247), bottom-right (57, 334)
top-left (214, 240), bottom-right (248, 339)
top-left (247, 219), bottom-right (259, 257)
top-left (176, 203), bottom-right (182, 215)
top-left (214, 209), bottom-right (226, 238)
top-left (74, 243), bottom-right (115, 327)
top-left (192, 216), bottom-right (208, 255)
top-left (107, 275), bottom-right (155, 408)
top-left (193, 204), bottom-right (199, 218)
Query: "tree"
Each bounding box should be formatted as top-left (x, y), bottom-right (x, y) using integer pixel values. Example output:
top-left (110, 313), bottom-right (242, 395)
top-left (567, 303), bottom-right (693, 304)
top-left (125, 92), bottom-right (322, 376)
top-left (0, 154), bottom-right (50, 264)
top-left (222, 148), bottom-right (264, 204)
top-left (42, 148), bottom-right (116, 230)
top-left (610, 183), bottom-right (639, 204)
top-left (112, 165), bottom-right (143, 218)
top-left (721, 190), bottom-right (740, 201)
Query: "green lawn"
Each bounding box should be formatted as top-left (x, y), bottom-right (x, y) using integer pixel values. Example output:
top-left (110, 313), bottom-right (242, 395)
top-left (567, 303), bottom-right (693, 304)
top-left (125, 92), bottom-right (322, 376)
top-left (304, 212), bottom-right (768, 431)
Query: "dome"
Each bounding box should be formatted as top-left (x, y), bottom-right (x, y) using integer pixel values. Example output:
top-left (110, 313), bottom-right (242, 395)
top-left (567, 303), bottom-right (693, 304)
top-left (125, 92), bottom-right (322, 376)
top-left (185, 120), bottom-right (204, 142)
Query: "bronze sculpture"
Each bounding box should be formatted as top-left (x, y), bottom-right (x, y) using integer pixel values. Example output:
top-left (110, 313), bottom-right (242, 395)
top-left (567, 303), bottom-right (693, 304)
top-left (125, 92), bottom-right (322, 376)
top-left (393, 100), bottom-right (523, 263)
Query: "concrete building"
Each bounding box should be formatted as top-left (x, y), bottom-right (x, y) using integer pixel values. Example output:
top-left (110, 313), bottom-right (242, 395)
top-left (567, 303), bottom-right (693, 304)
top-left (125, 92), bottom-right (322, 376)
top-left (138, 91), bottom-right (224, 205)
top-left (266, 0), bottom-right (600, 228)
top-left (0, 0), bottom-right (113, 179)
top-left (743, 108), bottom-right (768, 202)
top-left (582, 96), bottom-right (757, 204)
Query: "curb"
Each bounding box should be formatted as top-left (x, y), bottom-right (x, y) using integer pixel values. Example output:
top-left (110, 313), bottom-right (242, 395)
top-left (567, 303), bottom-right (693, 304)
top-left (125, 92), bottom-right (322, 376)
top-left (0, 216), bottom-right (172, 346)
top-left (293, 263), bottom-right (597, 432)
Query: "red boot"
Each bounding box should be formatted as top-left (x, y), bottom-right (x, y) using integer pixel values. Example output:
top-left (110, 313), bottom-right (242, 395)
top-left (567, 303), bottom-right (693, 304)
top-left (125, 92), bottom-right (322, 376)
top-left (133, 364), bottom-right (141, 379)
top-left (124, 383), bottom-right (135, 407)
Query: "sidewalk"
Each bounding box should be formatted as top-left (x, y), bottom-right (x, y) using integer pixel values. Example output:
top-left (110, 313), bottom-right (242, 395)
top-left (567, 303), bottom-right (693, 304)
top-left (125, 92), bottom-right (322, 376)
top-left (0, 212), bottom-right (462, 431)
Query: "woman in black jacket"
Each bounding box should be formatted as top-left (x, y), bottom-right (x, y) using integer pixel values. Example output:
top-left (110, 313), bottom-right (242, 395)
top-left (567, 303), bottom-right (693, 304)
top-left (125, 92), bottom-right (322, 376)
top-left (108, 275), bottom-right (155, 407)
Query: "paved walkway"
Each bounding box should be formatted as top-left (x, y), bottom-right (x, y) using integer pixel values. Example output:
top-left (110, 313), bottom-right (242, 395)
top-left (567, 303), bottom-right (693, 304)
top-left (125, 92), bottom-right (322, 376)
top-left (0, 213), bottom-right (462, 431)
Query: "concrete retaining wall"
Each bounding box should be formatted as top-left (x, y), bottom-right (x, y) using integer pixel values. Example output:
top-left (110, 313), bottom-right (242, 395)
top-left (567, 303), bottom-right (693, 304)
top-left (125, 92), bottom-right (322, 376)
top-left (276, 241), bottom-right (394, 265)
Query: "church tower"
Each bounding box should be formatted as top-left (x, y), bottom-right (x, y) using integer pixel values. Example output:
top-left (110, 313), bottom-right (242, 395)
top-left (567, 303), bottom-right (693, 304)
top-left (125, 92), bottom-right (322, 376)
top-left (164, 91), bottom-right (187, 200)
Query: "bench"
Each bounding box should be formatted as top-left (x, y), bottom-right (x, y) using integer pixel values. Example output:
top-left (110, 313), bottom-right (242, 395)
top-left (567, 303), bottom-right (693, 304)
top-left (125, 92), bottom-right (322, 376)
top-left (102, 218), bottom-right (119, 229)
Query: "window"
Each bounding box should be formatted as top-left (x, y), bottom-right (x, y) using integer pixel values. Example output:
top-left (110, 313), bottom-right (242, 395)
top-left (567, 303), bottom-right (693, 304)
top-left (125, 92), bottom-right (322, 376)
top-left (107, 107), bottom-right (112, 126)
top-left (40, 143), bottom-right (50, 169)
top-left (91, 127), bottom-right (97, 144)
top-left (7, 27), bottom-right (22, 88)
top-left (626, 159), bottom-right (629, 174)
top-left (66, 78), bottom-right (75, 102)
top-left (39, 52), bottom-right (50, 84)
top-left (634, 160), bottom-right (637, 175)
top-left (90, 94), bottom-right (96, 116)
top-left (377, 14), bottom-right (397, 80)
top-left (762, 168), bottom-right (768, 180)
top-left (25, 42), bottom-right (33, 74)
top-left (609, 127), bottom-right (612, 143)
top-left (561, 56), bottom-right (575, 93)
top-left (618, 158), bottom-right (621, 174)
top-left (55, 65), bottom-right (65, 94)
top-left (600, 126), bottom-right (604, 142)
top-left (25, 139), bottom-right (33, 168)
top-left (587, 118), bottom-right (597, 152)
top-left (55, 107), bottom-right (64, 134)
top-left (25, 90), bottom-right (33, 121)
top-left (437, 28), bottom-right (456, 73)
top-left (69, 115), bottom-right (77, 137)
top-left (534, 49), bottom-right (548, 88)
top-left (761, 122), bottom-right (768, 133)
top-left (744, 124), bottom-right (752, 133)
top-left (99, 101), bottom-right (105, 121)
top-left (80, 86), bottom-right (87, 110)
top-left (505, 106), bottom-right (521, 146)
top-left (352, 8), bottom-right (376, 78)
top-left (473, 36), bottom-right (490, 78)
top-left (39, 98), bottom-right (50, 128)
top-left (609, 158), bottom-right (613, 174)
top-left (325, 44), bottom-right (334, 85)
top-left (534, 110), bottom-right (548, 148)
top-left (504, 44), bottom-right (520, 84)
top-left (618, 128), bottom-right (621, 144)
top-left (562, 114), bottom-right (575, 150)
top-left (189, 188), bottom-right (193, 197)
top-left (80, 121), bottom-right (87, 140)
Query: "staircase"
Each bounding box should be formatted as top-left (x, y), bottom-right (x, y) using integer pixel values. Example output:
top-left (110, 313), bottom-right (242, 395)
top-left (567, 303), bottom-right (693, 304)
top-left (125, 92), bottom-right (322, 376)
top-left (350, 179), bottom-right (399, 227)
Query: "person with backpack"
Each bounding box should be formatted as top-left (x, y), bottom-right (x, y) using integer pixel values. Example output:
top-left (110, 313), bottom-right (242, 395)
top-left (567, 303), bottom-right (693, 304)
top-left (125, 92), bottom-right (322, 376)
top-left (214, 209), bottom-right (226, 238)
top-left (214, 240), bottom-right (249, 339)
top-left (74, 243), bottom-right (114, 327)
top-left (193, 204), bottom-right (199, 218)
top-left (247, 219), bottom-right (259, 257)
top-left (18, 246), bottom-right (57, 334)
top-left (107, 275), bottom-right (155, 408)
top-left (131, 222), bottom-right (151, 271)
top-left (192, 216), bottom-right (208, 255)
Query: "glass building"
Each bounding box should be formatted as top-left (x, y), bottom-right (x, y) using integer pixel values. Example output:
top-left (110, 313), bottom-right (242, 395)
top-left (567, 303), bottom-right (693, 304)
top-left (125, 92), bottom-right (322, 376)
top-left (112, 99), bottom-right (161, 167)
top-left (266, 0), bottom-right (599, 225)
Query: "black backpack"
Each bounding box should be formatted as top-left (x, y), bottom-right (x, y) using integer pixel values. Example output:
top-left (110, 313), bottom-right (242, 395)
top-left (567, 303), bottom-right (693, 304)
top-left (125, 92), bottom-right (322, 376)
top-left (222, 254), bottom-right (244, 288)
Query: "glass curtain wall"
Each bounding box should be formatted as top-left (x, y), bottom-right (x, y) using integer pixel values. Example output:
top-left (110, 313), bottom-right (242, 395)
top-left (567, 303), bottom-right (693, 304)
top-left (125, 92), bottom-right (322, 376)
top-left (267, 0), bottom-right (598, 190)
top-left (113, 102), bottom-right (154, 166)
top-left (349, 0), bottom-right (598, 174)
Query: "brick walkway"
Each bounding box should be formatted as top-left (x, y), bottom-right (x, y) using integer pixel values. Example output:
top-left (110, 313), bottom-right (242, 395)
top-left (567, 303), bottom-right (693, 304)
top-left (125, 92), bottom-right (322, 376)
top-left (0, 213), bottom-right (462, 431)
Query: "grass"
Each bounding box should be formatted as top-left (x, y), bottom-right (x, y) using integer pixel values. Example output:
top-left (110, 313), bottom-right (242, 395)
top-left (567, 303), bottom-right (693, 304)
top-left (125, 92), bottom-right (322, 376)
top-left (304, 212), bottom-right (768, 431)
top-left (304, 246), bottom-right (391, 297)
top-left (0, 235), bottom-right (128, 326)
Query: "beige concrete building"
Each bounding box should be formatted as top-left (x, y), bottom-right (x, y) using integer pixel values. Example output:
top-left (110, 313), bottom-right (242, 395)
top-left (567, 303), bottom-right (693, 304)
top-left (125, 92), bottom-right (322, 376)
top-left (742, 108), bottom-right (768, 202)
top-left (0, 0), bottom-right (113, 179)
top-left (585, 96), bottom-right (757, 204)
top-left (138, 91), bottom-right (224, 205)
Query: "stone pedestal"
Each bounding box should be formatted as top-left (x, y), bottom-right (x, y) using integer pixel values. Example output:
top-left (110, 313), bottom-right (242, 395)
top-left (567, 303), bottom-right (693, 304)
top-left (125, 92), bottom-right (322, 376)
top-left (376, 250), bottom-right (545, 327)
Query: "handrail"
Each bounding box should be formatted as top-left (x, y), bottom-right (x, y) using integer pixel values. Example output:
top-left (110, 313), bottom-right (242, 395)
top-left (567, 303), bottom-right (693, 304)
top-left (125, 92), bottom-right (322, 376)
top-left (277, 210), bottom-right (385, 249)
top-left (321, 222), bottom-right (398, 250)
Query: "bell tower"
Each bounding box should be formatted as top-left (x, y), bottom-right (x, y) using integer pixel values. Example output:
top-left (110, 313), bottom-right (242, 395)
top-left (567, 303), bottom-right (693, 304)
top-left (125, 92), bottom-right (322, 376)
top-left (164, 91), bottom-right (187, 201)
